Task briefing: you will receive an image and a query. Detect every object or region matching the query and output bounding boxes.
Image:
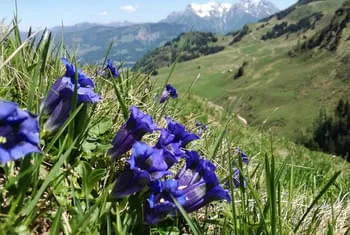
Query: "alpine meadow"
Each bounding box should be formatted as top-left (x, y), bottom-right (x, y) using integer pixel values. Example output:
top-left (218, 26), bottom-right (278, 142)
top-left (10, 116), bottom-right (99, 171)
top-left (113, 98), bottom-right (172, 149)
top-left (0, 0), bottom-right (350, 234)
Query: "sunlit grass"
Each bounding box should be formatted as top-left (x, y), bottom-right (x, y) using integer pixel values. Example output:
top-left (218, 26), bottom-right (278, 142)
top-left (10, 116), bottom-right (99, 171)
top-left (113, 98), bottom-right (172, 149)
top-left (0, 16), bottom-right (350, 235)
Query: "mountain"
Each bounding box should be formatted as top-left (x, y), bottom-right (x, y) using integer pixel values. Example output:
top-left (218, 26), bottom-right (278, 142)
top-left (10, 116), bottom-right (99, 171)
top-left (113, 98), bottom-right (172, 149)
top-left (133, 32), bottom-right (225, 74)
top-left (53, 0), bottom-right (279, 65)
top-left (162, 0), bottom-right (279, 33)
top-left (149, 0), bottom-right (349, 140)
top-left (60, 23), bottom-right (187, 66)
top-left (50, 21), bottom-right (134, 33)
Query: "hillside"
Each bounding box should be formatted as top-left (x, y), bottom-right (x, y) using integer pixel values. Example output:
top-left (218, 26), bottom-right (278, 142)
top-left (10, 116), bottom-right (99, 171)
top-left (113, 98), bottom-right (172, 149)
top-left (60, 23), bottom-right (187, 66)
top-left (133, 32), bottom-right (225, 74)
top-left (2, 7), bottom-right (350, 234)
top-left (151, 0), bottom-right (350, 140)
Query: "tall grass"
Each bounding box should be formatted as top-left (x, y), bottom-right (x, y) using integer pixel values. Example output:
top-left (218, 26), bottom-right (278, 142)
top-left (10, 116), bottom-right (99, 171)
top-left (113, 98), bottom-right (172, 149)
top-left (0, 20), bottom-right (350, 234)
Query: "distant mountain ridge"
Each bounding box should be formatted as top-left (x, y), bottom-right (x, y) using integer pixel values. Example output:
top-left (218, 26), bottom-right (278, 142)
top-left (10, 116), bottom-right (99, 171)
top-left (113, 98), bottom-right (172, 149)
top-left (50, 0), bottom-right (280, 65)
top-left (162, 0), bottom-right (279, 33)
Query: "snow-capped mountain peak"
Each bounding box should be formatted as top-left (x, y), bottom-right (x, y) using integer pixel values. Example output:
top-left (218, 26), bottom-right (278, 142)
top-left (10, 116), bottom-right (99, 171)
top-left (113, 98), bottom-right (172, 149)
top-left (239, 0), bottom-right (262, 8)
top-left (188, 2), bottom-right (233, 18)
top-left (162, 0), bottom-right (279, 34)
top-left (236, 0), bottom-right (279, 17)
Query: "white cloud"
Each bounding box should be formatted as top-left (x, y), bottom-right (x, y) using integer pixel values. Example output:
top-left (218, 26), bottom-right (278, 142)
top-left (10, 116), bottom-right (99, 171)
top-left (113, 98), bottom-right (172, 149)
top-left (120, 5), bottom-right (137, 13)
top-left (99, 11), bottom-right (108, 16)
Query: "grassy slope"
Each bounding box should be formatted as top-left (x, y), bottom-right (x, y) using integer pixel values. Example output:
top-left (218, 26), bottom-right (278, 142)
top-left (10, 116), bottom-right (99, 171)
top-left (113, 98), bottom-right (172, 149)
top-left (1, 14), bottom-right (350, 234)
top-left (155, 0), bottom-right (350, 140)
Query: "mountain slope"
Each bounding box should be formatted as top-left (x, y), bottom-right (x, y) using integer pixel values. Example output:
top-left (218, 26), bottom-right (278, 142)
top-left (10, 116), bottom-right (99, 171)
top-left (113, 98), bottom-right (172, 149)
top-left (52, 0), bottom-right (278, 65)
top-left (162, 0), bottom-right (279, 33)
top-left (133, 32), bottom-right (225, 74)
top-left (60, 23), bottom-right (187, 66)
top-left (152, 0), bottom-right (349, 140)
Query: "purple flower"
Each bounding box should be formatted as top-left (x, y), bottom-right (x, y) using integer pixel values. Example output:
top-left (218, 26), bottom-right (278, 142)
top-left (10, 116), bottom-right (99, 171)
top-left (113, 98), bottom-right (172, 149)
top-left (108, 106), bottom-right (157, 159)
top-left (195, 120), bottom-right (208, 136)
top-left (157, 117), bottom-right (199, 148)
top-left (160, 84), bottom-right (178, 103)
top-left (176, 151), bottom-right (231, 212)
top-left (225, 148), bottom-right (249, 188)
top-left (235, 147), bottom-right (249, 164)
top-left (101, 59), bottom-right (119, 78)
top-left (154, 118), bottom-right (199, 165)
top-left (144, 150), bottom-right (231, 224)
top-left (41, 58), bottom-right (100, 133)
top-left (225, 167), bottom-right (245, 188)
top-left (111, 142), bottom-right (171, 198)
top-left (0, 100), bottom-right (40, 165)
top-left (145, 179), bottom-right (186, 224)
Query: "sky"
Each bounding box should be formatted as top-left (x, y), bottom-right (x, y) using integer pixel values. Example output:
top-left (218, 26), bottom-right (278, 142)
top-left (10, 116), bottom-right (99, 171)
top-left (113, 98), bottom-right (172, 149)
top-left (0, 0), bottom-right (297, 30)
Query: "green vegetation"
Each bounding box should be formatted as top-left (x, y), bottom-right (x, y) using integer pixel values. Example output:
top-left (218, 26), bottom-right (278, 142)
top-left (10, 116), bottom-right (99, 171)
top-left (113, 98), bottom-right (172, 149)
top-left (300, 99), bottom-right (350, 159)
top-left (1, 1), bottom-right (350, 234)
top-left (133, 32), bottom-right (225, 75)
top-left (261, 12), bottom-right (323, 40)
top-left (153, 0), bottom-right (350, 141)
top-left (297, 2), bottom-right (350, 51)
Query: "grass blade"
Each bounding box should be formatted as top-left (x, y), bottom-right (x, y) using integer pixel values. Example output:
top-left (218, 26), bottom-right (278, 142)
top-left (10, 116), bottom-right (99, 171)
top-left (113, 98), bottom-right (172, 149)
top-left (293, 171), bottom-right (341, 233)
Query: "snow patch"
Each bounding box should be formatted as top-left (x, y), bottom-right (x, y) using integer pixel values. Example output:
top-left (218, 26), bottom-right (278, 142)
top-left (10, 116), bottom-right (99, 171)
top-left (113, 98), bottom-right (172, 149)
top-left (189, 2), bottom-right (232, 17)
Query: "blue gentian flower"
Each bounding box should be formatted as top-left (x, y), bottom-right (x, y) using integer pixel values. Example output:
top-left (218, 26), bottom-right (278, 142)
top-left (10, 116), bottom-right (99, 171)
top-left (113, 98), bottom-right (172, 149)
top-left (235, 147), bottom-right (249, 164)
top-left (176, 151), bottom-right (231, 212)
top-left (0, 100), bottom-right (40, 165)
top-left (111, 142), bottom-right (171, 198)
top-left (144, 150), bottom-right (231, 224)
top-left (195, 120), bottom-right (208, 136)
top-left (108, 106), bottom-right (157, 159)
top-left (101, 59), bottom-right (119, 78)
top-left (41, 58), bottom-right (100, 133)
top-left (155, 128), bottom-right (184, 166)
top-left (160, 84), bottom-right (178, 103)
top-left (157, 117), bottom-right (199, 148)
top-left (154, 117), bottom-right (199, 165)
top-left (225, 167), bottom-right (244, 188)
top-left (145, 179), bottom-right (186, 224)
top-left (226, 148), bottom-right (249, 188)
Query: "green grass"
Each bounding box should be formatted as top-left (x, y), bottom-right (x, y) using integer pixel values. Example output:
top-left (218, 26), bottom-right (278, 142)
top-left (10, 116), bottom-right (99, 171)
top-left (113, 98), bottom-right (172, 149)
top-left (1, 9), bottom-right (350, 235)
top-left (155, 0), bottom-right (350, 140)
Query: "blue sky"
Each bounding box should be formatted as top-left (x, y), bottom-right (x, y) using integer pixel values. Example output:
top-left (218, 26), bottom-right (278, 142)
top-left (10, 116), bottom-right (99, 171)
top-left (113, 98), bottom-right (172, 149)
top-left (0, 0), bottom-right (297, 30)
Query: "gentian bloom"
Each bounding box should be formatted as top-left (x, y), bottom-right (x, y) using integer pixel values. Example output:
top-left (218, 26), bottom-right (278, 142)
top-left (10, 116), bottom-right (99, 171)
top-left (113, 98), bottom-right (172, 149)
top-left (175, 151), bottom-right (231, 212)
top-left (108, 106), bottom-right (157, 159)
top-left (112, 142), bottom-right (171, 198)
top-left (0, 100), bottom-right (40, 165)
top-left (160, 84), bottom-right (178, 103)
top-left (41, 58), bottom-right (100, 133)
top-left (155, 128), bottom-right (184, 165)
top-left (101, 59), bottom-right (119, 78)
top-left (157, 117), bottom-right (199, 148)
top-left (154, 117), bottom-right (200, 165)
top-left (235, 147), bottom-right (249, 164)
top-left (144, 150), bottom-right (231, 224)
top-left (195, 120), bottom-right (208, 136)
top-left (226, 167), bottom-right (245, 188)
top-left (145, 179), bottom-right (186, 224)
top-left (226, 148), bottom-right (249, 188)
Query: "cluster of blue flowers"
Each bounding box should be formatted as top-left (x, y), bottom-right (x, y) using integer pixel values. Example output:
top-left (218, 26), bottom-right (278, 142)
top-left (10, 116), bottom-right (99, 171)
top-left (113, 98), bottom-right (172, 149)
top-left (1, 58), bottom-right (102, 164)
top-left (0, 57), bottom-right (234, 226)
top-left (108, 106), bottom-right (231, 224)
